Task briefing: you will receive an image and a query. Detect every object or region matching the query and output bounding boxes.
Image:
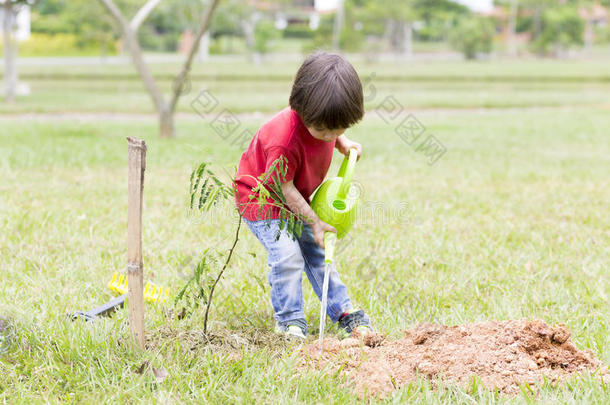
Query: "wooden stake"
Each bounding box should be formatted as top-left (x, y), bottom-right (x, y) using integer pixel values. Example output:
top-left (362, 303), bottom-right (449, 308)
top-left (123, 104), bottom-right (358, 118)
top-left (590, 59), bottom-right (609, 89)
top-left (126, 136), bottom-right (147, 348)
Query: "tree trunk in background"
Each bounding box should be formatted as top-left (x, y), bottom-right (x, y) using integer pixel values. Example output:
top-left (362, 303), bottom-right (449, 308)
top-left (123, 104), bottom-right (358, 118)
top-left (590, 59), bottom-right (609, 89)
top-left (99, 0), bottom-right (167, 123)
top-left (100, 39), bottom-right (107, 63)
top-left (402, 21), bottom-right (413, 59)
top-left (198, 0), bottom-right (210, 61)
top-left (507, 0), bottom-right (518, 57)
top-left (389, 19), bottom-right (411, 57)
top-left (383, 18), bottom-right (393, 46)
top-left (198, 30), bottom-right (210, 61)
top-left (120, 15), bottom-right (170, 135)
top-left (241, 18), bottom-right (255, 62)
top-left (159, 107), bottom-right (174, 139)
top-left (168, 0), bottom-right (220, 112)
top-left (98, 0), bottom-right (219, 137)
top-left (332, 0), bottom-right (345, 50)
top-left (129, 0), bottom-right (162, 32)
top-left (584, 18), bottom-right (593, 54)
top-left (3, 0), bottom-right (16, 103)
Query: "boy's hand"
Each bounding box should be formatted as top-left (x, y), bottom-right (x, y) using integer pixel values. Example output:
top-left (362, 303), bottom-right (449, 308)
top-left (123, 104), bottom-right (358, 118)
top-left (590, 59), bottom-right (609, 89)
top-left (312, 220), bottom-right (337, 248)
top-left (281, 180), bottom-right (337, 248)
top-left (336, 135), bottom-right (362, 160)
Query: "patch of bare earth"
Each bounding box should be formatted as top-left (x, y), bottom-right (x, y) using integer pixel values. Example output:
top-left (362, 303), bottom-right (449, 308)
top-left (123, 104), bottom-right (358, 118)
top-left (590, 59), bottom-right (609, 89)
top-left (298, 320), bottom-right (609, 398)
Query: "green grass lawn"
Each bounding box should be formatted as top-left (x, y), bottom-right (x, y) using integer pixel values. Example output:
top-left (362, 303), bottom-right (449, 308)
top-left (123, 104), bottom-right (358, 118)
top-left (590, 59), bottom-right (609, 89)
top-left (2, 57), bottom-right (610, 114)
top-left (3, 78), bottom-right (610, 114)
top-left (0, 59), bottom-right (609, 403)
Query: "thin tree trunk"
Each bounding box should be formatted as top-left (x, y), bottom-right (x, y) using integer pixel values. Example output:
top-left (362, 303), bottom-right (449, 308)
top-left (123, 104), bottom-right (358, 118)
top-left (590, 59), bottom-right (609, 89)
top-left (3, 0), bottom-right (16, 103)
top-left (402, 21), bottom-right (412, 59)
top-left (168, 0), bottom-right (220, 113)
top-left (98, 0), bottom-right (220, 138)
top-left (12, 33), bottom-right (18, 90)
top-left (159, 107), bottom-right (174, 139)
top-left (99, 0), bottom-right (166, 115)
top-left (121, 25), bottom-right (173, 137)
top-left (203, 215), bottom-right (241, 335)
top-left (198, 30), bottom-right (210, 61)
top-left (198, 0), bottom-right (209, 62)
top-left (332, 0), bottom-right (345, 50)
top-left (241, 18), bottom-right (255, 62)
top-left (507, 0), bottom-right (518, 57)
top-left (533, 8), bottom-right (542, 40)
top-left (99, 0), bottom-right (170, 137)
top-left (389, 20), bottom-right (404, 53)
top-left (100, 37), bottom-right (107, 64)
top-left (584, 18), bottom-right (594, 53)
top-left (130, 0), bottom-right (162, 32)
top-left (383, 18), bottom-right (393, 43)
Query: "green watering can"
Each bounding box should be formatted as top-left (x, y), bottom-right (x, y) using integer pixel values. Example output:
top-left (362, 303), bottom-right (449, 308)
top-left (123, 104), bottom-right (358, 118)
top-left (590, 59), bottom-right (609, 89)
top-left (311, 148), bottom-right (359, 241)
top-left (312, 148), bottom-right (359, 350)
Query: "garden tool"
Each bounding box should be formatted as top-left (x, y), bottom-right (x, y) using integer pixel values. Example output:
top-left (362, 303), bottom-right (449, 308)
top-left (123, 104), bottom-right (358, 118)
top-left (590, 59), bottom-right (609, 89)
top-left (310, 148), bottom-right (359, 349)
top-left (70, 273), bottom-right (170, 322)
top-left (70, 294), bottom-right (127, 322)
top-left (108, 272), bottom-right (170, 303)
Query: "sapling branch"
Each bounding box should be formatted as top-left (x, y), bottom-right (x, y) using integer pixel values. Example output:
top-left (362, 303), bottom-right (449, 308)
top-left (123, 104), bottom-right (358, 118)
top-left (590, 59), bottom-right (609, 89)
top-left (203, 216), bottom-right (241, 335)
top-left (177, 156), bottom-right (306, 335)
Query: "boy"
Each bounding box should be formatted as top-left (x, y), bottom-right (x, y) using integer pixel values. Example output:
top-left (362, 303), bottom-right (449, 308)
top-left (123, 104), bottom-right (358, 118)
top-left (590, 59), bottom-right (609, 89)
top-left (234, 52), bottom-right (372, 340)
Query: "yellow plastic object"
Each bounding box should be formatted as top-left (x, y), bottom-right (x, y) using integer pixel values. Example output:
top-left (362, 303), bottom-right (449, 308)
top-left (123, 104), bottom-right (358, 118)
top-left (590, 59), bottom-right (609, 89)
top-left (108, 272), bottom-right (128, 294)
top-left (108, 272), bottom-right (170, 303)
top-left (144, 282), bottom-right (170, 303)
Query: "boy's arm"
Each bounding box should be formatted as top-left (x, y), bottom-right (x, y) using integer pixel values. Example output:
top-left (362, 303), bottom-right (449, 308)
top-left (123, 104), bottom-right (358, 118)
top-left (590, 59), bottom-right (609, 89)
top-left (335, 135), bottom-right (362, 159)
top-left (281, 180), bottom-right (336, 248)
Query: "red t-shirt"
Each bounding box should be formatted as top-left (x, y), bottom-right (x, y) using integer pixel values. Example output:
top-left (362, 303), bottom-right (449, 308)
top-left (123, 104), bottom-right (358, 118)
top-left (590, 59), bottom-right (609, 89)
top-left (235, 107), bottom-right (336, 221)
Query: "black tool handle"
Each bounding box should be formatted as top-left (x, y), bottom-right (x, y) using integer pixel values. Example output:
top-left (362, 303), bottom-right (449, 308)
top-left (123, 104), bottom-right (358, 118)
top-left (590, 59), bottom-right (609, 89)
top-left (70, 294), bottom-right (127, 322)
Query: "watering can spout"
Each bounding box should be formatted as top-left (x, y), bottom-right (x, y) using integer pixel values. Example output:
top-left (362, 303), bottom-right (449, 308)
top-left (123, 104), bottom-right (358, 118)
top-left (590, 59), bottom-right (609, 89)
top-left (324, 232), bottom-right (337, 264)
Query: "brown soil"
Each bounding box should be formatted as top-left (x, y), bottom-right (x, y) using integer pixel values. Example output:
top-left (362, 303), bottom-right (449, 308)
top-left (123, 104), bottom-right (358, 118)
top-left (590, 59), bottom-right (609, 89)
top-left (299, 319), bottom-right (609, 398)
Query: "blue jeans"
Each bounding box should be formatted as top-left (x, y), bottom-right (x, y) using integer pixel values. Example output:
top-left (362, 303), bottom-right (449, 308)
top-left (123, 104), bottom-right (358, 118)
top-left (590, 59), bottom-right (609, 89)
top-left (244, 218), bottom-right (353, 334)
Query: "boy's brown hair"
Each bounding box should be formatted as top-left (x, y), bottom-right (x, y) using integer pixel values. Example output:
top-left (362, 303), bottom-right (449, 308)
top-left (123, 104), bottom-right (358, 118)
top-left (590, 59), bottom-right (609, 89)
top-left (289, 51), bottom-right (364, 130)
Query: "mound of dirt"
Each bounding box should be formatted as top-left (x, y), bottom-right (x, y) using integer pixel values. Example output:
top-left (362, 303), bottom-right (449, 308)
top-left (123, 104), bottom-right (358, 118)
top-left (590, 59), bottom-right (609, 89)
top-left (299, 320), bottom-right (609, 398)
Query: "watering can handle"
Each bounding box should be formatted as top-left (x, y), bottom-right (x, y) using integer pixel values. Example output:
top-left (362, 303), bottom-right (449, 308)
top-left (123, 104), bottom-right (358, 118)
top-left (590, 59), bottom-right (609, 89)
top-left (337, 148), bottom-right (358, 200)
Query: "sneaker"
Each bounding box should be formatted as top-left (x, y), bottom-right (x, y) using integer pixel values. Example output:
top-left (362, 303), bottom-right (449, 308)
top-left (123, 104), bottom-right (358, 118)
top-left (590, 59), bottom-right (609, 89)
top-left (274, 322), bottom-right (307, 340)
top-left (337, 309), bottom-right (373, 338)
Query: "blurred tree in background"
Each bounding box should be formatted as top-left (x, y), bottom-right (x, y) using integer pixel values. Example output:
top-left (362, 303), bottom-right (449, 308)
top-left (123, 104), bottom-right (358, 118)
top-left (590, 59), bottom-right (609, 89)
top-left (449, 15), bottom-right (495, 59)
top-left (94, 0), bottom-right (220, 137)
top-left (351, 0), bottom-right (416, 55)
top-left (136, 0), bottom-right (184, 52)
top-left (31, 0), bottom-right (207, 54)
top-left (210, 0), bottom-right (283, 61)
top-left (31, 0), bottom-right (130, 55)
top-left (308, 0), bottom-right (469, 57)
top-left (411, 0), bottom-right (469, 41)
top-left (254, 19), bottom-right (279, 56)
top-left (531, 4), bottom-right (584, 56)
top-left (10, 0), bottom-right (610, 59)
